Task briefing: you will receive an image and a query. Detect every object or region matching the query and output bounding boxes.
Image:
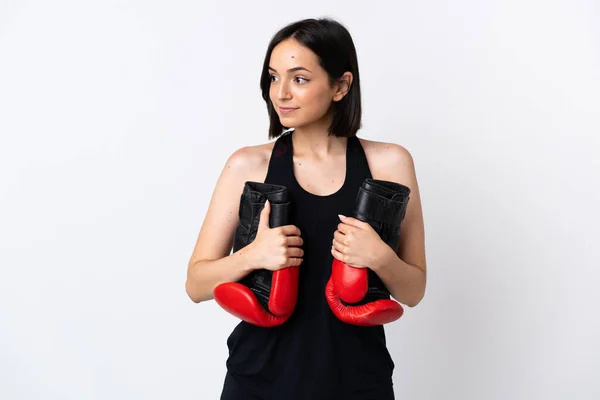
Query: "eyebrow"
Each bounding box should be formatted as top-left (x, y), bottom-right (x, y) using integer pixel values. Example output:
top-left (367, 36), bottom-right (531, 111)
top-left (268, 66), bottom-right (312, 73)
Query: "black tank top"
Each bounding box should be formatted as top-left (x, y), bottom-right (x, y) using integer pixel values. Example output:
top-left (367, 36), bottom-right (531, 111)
top-left (220, 131), bottom-right (395, 400)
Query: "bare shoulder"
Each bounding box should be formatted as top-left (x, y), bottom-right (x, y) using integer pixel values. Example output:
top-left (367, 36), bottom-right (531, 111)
top-left (225, 141), bottom-right (275, 182)
top-left (358, 137), bottom-right (415, 183)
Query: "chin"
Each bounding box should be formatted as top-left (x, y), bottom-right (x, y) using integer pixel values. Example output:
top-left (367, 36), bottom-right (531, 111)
top-left (278, 115), bottom-right (301, 125)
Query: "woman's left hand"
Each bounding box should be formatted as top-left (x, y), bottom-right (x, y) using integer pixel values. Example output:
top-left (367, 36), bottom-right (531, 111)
top-left (331, 214), bottom-right (395, 270)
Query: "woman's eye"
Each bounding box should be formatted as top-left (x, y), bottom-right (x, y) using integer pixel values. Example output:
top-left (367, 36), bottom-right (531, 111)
top-left (295, 77), bottom-right (309, 84)
top-left (270, 75), bottom-right (279, 82)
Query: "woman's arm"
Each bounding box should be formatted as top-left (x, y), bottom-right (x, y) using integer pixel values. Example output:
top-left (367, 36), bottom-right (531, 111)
top-left (185, 147), bottom-right (266, 303)
top-left (370, 247), bottom-right (426, 308)
top-left (369, 143), bottom-right (427, 307)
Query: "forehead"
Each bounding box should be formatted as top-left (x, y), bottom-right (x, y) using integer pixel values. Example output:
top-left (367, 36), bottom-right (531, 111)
top-left (269, 38), bottom-right (319, 69)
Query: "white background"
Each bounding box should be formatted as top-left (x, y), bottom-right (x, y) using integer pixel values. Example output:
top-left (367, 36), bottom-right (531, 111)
top-left (1, 0), bottom-right (599, 399)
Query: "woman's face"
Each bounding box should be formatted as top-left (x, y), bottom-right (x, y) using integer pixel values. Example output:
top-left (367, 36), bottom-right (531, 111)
top-left (268, 38), bottom-right (343, 129)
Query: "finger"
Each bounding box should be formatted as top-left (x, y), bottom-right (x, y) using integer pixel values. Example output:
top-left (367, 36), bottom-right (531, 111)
top-left (279, 225), bottom-right (302, 237)
top-left (287, 247), bottom-right (304, 258)
top-left (333, 230), bottom-right (346, 245)
top-left (331, 246), bottom-right (348, 263)
top-left (338, 215), bottom-right (369, 229)
top-left (331, 246), bottom-right (364, 268)
top-left (285, 257), bottom-right (303, 267)
top-left (286, 236), bottom-right (304, 247)
top-left (337, 222), bottom-right (354, 235)
top-left (332, 238), bottom-right (346, 253)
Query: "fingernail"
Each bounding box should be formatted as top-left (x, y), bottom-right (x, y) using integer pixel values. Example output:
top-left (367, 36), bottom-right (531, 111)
top-left (338, 214), bottom-right (347, 220)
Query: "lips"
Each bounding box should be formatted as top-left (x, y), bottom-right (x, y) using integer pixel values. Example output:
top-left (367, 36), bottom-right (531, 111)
top-left (278, 107), bottom-right (298, 114)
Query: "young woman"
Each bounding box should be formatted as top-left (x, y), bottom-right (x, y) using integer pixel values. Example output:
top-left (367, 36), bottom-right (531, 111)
top-left (186, 18), bottom-right (427, 400)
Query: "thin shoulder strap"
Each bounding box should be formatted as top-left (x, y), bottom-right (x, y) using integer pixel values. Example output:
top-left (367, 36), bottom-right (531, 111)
top-left (264, 131), bottom-right (293, 184)
top-left (346, 135), bottom-right (372, 182)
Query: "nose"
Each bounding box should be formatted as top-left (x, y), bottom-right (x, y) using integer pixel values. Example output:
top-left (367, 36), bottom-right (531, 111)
top-left (276, 80), bottom-right (292, 101)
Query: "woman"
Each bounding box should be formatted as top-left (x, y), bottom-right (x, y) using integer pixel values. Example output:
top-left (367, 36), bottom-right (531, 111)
top-left (186, 17), bottom-right (427, 400)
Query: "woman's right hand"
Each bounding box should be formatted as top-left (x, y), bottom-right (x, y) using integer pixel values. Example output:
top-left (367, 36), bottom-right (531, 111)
top-left (246, 200), bottom-right (304, 271)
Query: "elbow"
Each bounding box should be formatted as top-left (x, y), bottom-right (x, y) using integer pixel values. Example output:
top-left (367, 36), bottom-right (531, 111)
top-left (406, 286), bottom-right (426, 308)
top-left (185, 260), bottom-right (210, 303)
top-left (406, 268), bottom-right (426, 308)
top-left (185, 278), bottom-right (211, 304)
top-left (400, 282), bottom-right (426, 308)
top-left (406, 297), bottom-right (423, 308)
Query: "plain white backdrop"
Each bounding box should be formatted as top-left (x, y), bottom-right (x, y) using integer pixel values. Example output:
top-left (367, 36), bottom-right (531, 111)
top-left (1, 0), bottom-right (599, 399)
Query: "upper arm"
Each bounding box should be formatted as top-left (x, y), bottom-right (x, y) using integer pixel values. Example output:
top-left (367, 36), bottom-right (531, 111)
top-left (372, 143), bottom-right (427, 273)
top-left (187, 147), bottom-right (264, 267)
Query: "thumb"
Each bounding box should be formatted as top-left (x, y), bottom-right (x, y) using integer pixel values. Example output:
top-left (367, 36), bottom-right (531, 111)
top-left (258, 199), bottom-right (271, 230)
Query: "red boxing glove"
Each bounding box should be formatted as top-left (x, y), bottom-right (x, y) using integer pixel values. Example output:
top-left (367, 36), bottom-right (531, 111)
top-left (213, 272), bottom-right (298, 327)
top-left (213, 182), bottom-right (298, 328)
top-left (326, 179), bottom-right (410, 326)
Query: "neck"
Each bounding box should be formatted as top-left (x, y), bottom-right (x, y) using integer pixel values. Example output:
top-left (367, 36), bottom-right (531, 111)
top-left (291, 116), bottom-right (347, 158)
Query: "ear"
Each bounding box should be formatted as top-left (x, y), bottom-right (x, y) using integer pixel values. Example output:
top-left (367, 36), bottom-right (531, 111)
top-left (332, 72), bottom-right (353, 102)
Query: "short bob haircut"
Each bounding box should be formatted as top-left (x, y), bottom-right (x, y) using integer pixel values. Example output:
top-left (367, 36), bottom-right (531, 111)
top-left (259, 18), bottom-right (362, 140)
